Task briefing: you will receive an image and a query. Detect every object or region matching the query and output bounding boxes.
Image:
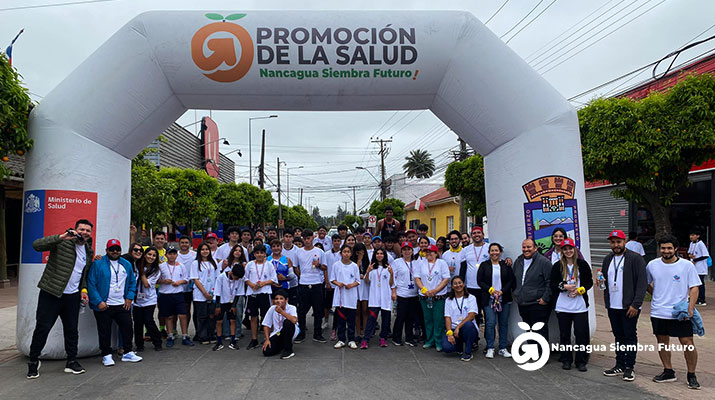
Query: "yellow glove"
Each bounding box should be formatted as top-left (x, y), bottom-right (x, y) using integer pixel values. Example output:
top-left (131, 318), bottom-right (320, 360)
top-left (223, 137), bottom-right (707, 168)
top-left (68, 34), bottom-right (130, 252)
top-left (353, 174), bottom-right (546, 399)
top-left (421, 287), bottom-right (428, 294)
top-left (577, 287), bottom-right (586, 295)
top-left (488, 287), bottom-right (495, 295)
top-left (446, 330), bottom-right (454, 336)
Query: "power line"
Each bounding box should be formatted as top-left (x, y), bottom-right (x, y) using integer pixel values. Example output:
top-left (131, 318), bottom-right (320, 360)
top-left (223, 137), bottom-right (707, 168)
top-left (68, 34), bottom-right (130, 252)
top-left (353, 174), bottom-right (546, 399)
top-left (499, 0), bottom-right (545, 39)
top-left (504, 0), bottom-right (559, 44)
top-left (484, 0), bottom-right (511, 25)
top-left (538, 0), bottom-right (667, 75)
top-left (0, 0), bottom-right (117, 12)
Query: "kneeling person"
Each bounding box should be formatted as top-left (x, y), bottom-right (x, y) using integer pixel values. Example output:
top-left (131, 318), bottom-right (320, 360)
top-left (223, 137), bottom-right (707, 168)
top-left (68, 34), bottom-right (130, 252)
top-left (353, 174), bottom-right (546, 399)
top-left (262, 290), bottom-right (299, 359)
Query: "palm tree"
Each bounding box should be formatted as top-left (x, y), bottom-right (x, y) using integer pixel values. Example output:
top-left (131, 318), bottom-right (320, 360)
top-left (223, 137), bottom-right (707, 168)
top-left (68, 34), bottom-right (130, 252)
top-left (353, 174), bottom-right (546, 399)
top-left (403, 149), bottom-right (436, 179)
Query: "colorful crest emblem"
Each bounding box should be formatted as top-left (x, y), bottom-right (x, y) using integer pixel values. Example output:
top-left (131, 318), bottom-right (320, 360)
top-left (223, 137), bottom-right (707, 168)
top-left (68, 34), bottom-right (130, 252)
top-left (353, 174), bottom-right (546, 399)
top-left (522, 175), bottom-right (581, 253)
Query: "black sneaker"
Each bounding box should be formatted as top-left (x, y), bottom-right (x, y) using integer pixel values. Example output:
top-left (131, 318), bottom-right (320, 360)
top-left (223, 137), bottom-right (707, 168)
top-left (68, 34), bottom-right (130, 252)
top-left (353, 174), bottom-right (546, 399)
top-left (27, 360), bottom-right (40, 379)
top-left (562, 362), bottom-right (571, 370)
top-left (212, 343), bottom-right (224, 351)
top-left (280, 350), bottom-right (295, 359)
top-left (228, 342), bottom-right (239, 350)
top-left (64, 360), bottom-right (85, 375)
top-left (653, 369), bottom-right (676, 383)
top-left (313, 335), bottom-right (327, 343)
top-left (687, 374), bottom-right (701, 390)
top-left (246, 339), bottom-right (259, 350)
top-left (294, 334), bottom-right (305, 344)
top-left (576, 364), bottom-right (588, 372)
top-left (603, 366), bottom-right (624, 377)
top-left (391, 339), bottom-right (403, 346)
top-left (406, 339), bottom-right (418, 347)
top-left (623, 368), bottom-right (635, 381)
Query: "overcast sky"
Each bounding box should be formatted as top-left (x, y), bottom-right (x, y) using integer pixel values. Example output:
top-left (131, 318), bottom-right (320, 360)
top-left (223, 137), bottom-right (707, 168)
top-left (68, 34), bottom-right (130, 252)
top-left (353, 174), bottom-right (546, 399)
top-left (3, 0), bottom-right (713, 216)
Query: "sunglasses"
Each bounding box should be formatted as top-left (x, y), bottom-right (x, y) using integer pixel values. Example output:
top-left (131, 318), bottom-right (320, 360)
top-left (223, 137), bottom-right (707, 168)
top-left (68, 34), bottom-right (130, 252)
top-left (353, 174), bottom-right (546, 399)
top-left (132, 248), bottom-right (143, 252)
top-left (108, 247), bottom-right (122, 252)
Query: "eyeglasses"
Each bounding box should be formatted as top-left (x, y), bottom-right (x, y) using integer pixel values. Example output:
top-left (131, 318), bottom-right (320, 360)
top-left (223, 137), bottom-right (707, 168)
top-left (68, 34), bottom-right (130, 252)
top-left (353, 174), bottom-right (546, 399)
top-left (132, 248), bottom-right (143, 252)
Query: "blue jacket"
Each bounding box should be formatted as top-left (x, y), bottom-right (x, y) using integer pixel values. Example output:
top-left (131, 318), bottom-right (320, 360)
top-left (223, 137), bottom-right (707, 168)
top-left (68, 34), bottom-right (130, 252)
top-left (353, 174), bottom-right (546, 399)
top-left (672, 301), bottom-right (705, 337)
top-left (87, 255), bottom-right (136, 311)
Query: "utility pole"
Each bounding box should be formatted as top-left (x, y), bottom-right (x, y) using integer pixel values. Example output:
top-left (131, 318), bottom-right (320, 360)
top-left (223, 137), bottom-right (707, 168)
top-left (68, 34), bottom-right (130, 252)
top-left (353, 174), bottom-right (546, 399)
top-left (300, 188), bottom-right (303, 207)
top-left (352, 186), bottom-right (357, 215)
top-left (258, 129), bottom-right (266, 189)
top-left (371, 138), bottom-right (392, 201)
top-left (277, 157), bottom-right (282, 231)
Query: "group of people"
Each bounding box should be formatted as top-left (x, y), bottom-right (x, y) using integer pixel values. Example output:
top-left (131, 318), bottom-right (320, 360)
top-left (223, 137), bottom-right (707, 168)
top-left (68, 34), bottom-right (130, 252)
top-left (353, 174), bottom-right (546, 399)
top-left (24, 212), bottom-right (706, 390)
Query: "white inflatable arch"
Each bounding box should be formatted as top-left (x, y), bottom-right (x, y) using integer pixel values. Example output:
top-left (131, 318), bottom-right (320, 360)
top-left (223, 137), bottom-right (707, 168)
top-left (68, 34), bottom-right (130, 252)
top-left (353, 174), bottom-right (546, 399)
top-left (19, 10), bottom-right (592, 358)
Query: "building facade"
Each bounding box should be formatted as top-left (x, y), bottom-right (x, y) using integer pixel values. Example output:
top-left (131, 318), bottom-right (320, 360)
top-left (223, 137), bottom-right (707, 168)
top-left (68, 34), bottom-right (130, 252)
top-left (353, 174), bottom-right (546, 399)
top-left (405, 187), bottom-right (463, 239)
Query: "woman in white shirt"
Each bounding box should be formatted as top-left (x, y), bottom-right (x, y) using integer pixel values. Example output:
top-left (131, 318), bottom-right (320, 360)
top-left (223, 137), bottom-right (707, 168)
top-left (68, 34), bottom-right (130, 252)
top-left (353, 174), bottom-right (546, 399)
top-left (189, 243), bottom-right (218, 344)
top-left (414, 244), bottom-right (451, 351)
top-left (133, 247), bottom-right (162, 352)
top-left (392, 242), bottom-right (420, 347)
top-left (442, 276), bottom-right (478, 361)
top-left (549, 238), bottom-right (593, 372)
top-left (477, 243), bottom-right (516, 359)
top-left (360, 249), bottom-right (394, 349)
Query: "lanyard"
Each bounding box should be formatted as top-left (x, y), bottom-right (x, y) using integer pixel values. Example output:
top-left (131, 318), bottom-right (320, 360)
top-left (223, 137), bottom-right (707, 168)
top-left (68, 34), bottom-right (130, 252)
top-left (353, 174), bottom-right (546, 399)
top-left (167, 262), bottom-right (179, 279)
top-left (613, 256), bottom-right (624, 282)
top-left (455, 296), bottom-right (465, 315)
top-left (255, 262), bottom-right (266, 281)
top-left (408, 260), bottom-right (413, 281)
top-left (376, 267), bottom-right (384, 285)
top-left (427, 261), bottom-right (436, 277)
top-left (110, 261), bottom-right (121, 286)
top-left (567, 265), bottom-right (575, 281)
top-left (473, 244), bottom-right (484, 265)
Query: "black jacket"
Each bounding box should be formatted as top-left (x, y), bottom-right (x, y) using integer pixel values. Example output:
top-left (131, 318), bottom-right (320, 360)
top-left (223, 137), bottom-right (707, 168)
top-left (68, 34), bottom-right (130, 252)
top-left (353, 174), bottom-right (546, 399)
top-left (512, 252), bottom-right (553, 305)
top-left (601, 249), bottom-right (647, 310)
top-left (476, 260), bottom-right (516, 305)
top-left (550, 259), bottom-right (593, 309)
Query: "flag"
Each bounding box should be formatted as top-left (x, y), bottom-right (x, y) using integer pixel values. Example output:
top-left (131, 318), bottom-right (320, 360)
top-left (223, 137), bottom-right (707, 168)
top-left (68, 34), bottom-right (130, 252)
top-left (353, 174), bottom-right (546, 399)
top-left (5, 29), bottom-right (24, 66)
top-left (415, 197), bottom-right (425, 211)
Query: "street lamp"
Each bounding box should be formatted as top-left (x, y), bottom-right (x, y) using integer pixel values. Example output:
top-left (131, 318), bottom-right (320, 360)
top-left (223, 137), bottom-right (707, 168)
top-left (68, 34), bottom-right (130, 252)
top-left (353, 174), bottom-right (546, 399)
top-left (223, 148), bottom-right (242, 157)
top-left (249, 115), bottom-right (278, 185)
top-left (199, 137), bottom-right (230, 147)
top-left (286, 165), bottom-right (303, 206)
top-left (355, 166), bottom-right (385, 200)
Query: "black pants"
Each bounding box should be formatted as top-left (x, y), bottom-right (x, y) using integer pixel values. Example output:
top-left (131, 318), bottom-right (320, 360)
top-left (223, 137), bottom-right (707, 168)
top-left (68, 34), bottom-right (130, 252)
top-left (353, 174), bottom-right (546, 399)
top-left (133, 305), bottom-right (162, 349)
top-left (698, 275), bottom-right (707, 303)
top-left (94, 305), bottom-right (133, 356)
top-left (263, 321), bottom-right (296, 356)
top-left (29, 290), bottom-right (81, 362)
top-left (364, 308), bottom-right (391, 341)
top-left (335, 307), bottom-right (356, 342)
top-left (193, 301), bottom-right (216, 341)
top-left (393, 296), bottom-right (419, 343)
top-left (607, 307), bottom-right (640, 369)
top-left (556, 311), bottom-right (590, 365)
top-left (297, 284), bottom-right (324, 337)
top-left (518, 303), bottom-right (551, 342)
top-left (287, 287), bottom-right (299, 309)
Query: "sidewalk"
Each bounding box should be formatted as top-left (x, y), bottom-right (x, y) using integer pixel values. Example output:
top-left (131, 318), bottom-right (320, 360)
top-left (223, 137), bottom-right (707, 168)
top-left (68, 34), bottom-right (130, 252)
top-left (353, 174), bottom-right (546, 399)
top-left (0, 278), bottom-right (18, 363)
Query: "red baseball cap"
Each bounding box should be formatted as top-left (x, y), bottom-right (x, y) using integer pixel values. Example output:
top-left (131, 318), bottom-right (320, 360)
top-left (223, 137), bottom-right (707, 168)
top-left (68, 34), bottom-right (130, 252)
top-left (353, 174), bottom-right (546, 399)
top-left (471, 226), bottom-right (483, 233)
top-left (106, 239), bottom-right (121, 249)
top-left (401, 241), bottom-right (414, 249)
top-left (608, 230), bottom-right (626, 240)
top-left (561, 238), bottom-right (576, 248)
top-left (205, 232), bottom-right (218, 239)
top-left (427, 244), bottom-right (439, 253)
top-left (406, 229), bottom-right (417, 235)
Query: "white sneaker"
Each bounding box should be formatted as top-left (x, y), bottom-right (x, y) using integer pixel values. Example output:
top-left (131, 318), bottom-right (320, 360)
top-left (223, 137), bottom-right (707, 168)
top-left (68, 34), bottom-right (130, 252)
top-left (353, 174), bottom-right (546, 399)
top-left (334, 341), bottom-right (346, 349)
top-left (485, 348), bottom-right (495, 359)
top-left (121, 351), bottom-right (143, 363)
top-left (102, 355), bottom-right (115, 367)
top-left (348, 341), bottom-right (358, 349)
top-left (498, 348), bottom-right (512, 358)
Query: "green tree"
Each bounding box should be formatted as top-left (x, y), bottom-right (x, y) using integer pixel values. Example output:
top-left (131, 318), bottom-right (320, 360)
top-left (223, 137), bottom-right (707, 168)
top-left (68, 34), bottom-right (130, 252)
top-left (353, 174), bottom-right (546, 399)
top-left (270, 204), bottom-right (318, 230)
top-left (158, 167), bottom-right (219, 232)
top-left (444, 155), bottom-right (486, 218)
top-left (235, 183), bottom-right (273, 226)
top-left (368, 198), bottom-right (406, 220)
top-left (214, 183), bottom-right (254, 227)
top-left (402, 149), bottom-right (436, 179)
top-left (341, 215), bottom-right (364, 231)
top-left (130, 153), bottom-right (175, 230)
top-left (0, 53), bottom-right (33, 178)
top-left (579, 74), bottom-right (715, 235)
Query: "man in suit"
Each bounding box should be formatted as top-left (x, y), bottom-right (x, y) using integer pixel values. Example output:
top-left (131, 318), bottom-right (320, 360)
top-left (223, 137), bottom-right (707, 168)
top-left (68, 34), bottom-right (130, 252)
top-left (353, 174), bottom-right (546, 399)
top-left (512, 238), bottom-right (553, 343)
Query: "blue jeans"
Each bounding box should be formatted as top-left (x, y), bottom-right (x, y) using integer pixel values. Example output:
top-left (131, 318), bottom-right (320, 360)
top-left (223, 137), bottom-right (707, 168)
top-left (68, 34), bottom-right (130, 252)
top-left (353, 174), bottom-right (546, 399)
top-left (441, 322), bottom-right (477, 356)
top-left (483, 302), bottom-right (511, 350)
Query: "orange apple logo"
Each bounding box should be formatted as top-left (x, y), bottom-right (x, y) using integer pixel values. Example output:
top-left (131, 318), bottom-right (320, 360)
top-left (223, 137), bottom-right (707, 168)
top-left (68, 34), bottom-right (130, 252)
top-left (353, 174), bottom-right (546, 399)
top-left (191, 13), bottom-right (254, 83)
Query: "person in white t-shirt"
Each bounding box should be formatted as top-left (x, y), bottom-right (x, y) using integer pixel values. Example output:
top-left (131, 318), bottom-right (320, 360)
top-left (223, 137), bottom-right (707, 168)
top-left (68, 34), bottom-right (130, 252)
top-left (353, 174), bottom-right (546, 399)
top-left (189, 243), bottom-right (218, 344)
top-left (461, 232), bottom-right (471, 249)
top-left (625, 231), bottom-right (646, 257)
top-left (414, 244), bottom-right (451, 351)
top-left (442, 276), bottom-right (478, 361)
top-left (352, 243), bottom-right (370, 341)
top-left (647, 234), bottom-right (702, 390)
top-left (294, 230), bottom-right (328, 343)
top-left (313, 226), bottom-right (333, 252)
top-left (443, 230), bottom-right (465, 278)
top-left (158, 247), bottom-right (193, 347)
top-left (687, 229), bottom-right (709, 306)
top-left (550, 238), bottom-right (593, 372)
top-left (212, 264), bottom-right (245, 351)
top-left (330, 245), bottom-right (361, 349)
top-left (133, 247), bottom-right (163, 352)
top-left (360, 249), bottom-right (395, 349)
top-left (262, 290), bottom-right (299, 360)
top-left (176, 237), bottom-right (196, 325)
top-left (325, 234), bottom-right (344, 341)
top-left (244, 246), bottom-right (278, 350)
top-left (392, 242), bottom-right (420, 347)
top-left (417, 224), bottom-right (436, 245)
top-left (215, 226), bottom-right (241, 265)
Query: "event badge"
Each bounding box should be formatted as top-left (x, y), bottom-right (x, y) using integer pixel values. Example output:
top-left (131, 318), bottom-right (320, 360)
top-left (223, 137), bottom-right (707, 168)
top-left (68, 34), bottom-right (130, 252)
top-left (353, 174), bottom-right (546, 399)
top-left (611, 281), bottom-right (619, 293)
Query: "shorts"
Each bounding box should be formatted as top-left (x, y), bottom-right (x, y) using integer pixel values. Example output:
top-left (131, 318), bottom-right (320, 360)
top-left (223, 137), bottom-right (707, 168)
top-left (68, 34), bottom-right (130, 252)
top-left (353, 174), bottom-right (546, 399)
top-left (183, 291), bottom-right (193, 305)
top-left (217, 303), bottom-right (237, 320)
top-left (651, 317), bottom-right (693, 338)
top-left (158, 292), bottom-right (187, 317)
top-left (324, 288), bottom-right (335, 309)
top-left (245, 293), bottom-right (271, 318)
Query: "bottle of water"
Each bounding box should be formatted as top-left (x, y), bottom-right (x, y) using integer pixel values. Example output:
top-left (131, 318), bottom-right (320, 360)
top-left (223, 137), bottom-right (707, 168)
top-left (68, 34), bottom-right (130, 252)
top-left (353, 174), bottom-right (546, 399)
top-left (597, 270), bottom-right (606, 290)
top-left (427, 297), bottom-right (434, 309)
